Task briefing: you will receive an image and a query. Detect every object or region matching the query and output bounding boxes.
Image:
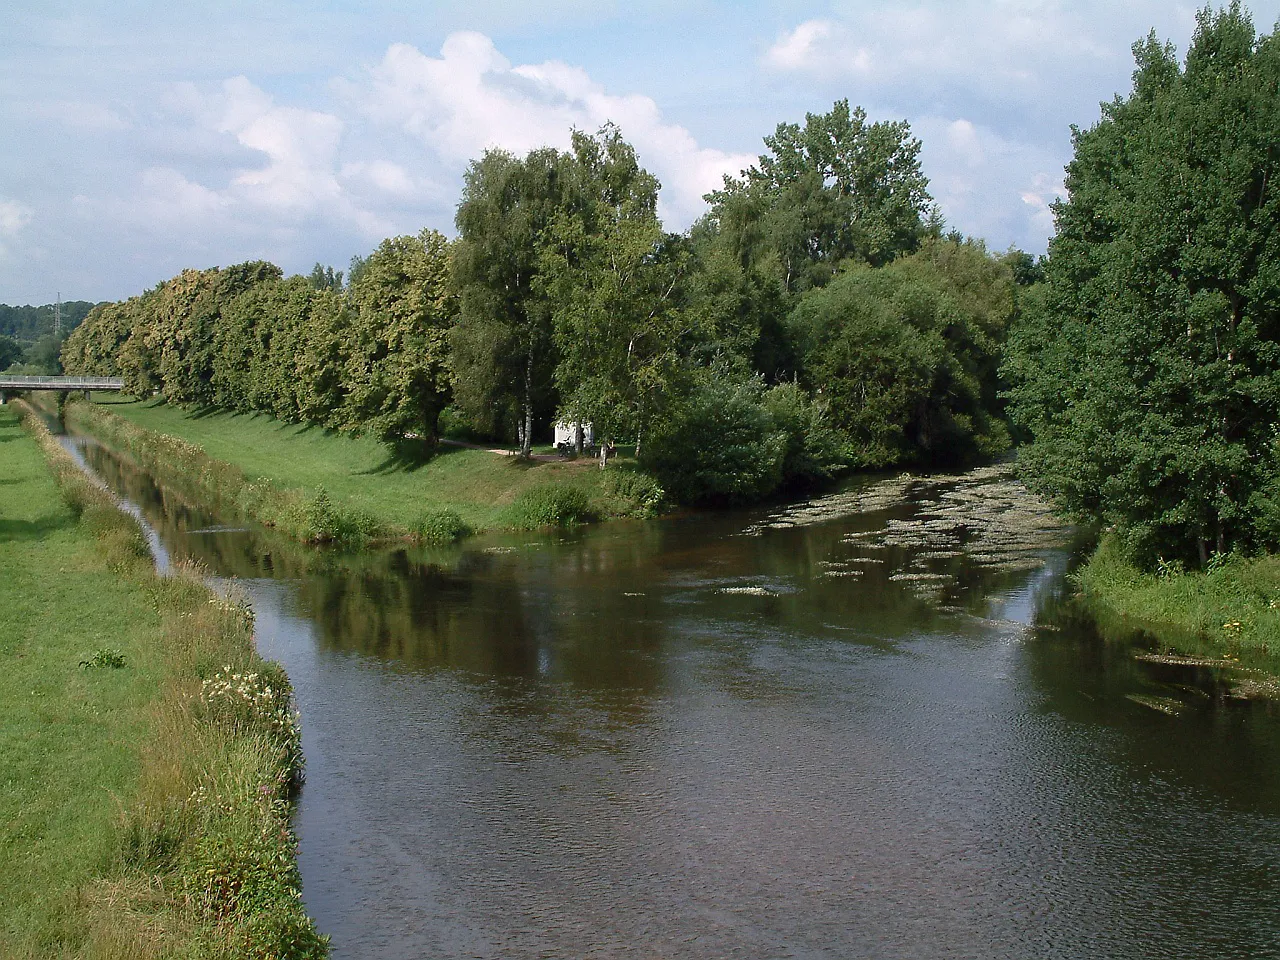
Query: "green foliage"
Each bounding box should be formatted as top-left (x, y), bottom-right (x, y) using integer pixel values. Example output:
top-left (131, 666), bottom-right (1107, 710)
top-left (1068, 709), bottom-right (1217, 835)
top-left (542, 126), bottom-right (687, 449)
top-left (451, 146), bottom-right (575, 451)
top-left (500, 483), bottom-right (597, 529)
top-left (706, 99), bottom-right (933, 292)
top-left (789, 239), bottom-right (1014, 468)
top-left (760, 380), bottom-right (850, 485)
top-left (597, 466), bottom-right (666, 518)
top-left (342, 229), bottom-right (456, 446)
top-left (308, 262), bottom-right (344, 291)
top-left (289, 487), bottom-right (381, 545)
top-left (412, 508), bottom-right (472, 544)
top-left (641, 368), bottom-right (789, 504)
top-left (1078, 534), bottom-right (1280, 665)
top-left (79, 648), bottom-right (127, 670)
top-left (0, 333), bottom-right (21, 370)
top-left (1004, 4), bottom-right (1280, 565)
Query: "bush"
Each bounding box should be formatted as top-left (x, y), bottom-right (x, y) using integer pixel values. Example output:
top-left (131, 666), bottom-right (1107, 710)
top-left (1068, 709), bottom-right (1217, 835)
top-left (598, 467), bottom-right (665, 518)
top-left (501, 484), bottom-right (597, 529)
top-left (641, 370), bottom-right (788, 505)
top-left (413, 508), bottom-right (472, 544)
top-left (282, 487), bottom-right (381, 545)
top-left (761, 381), bottom-right (849, 486)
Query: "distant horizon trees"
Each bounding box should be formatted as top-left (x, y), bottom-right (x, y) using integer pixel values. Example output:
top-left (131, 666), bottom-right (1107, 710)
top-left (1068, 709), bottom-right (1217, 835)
top-left (0, 300), bottom-right (99, 375)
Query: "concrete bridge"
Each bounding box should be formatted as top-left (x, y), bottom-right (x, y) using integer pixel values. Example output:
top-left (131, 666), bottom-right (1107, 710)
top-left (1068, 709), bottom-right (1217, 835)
top-left (0, 375), bottom-right (126, 403)
top-left (0, 375), bottom-right (125, 391)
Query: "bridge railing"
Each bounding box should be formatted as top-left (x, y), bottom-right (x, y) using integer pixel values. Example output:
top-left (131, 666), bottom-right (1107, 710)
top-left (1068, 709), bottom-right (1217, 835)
top-left (0, 375), bottom-right (126, 390)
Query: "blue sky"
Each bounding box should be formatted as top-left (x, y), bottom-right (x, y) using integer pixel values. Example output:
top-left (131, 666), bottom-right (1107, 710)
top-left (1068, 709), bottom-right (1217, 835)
top-left (3, 1), bottom-right (1279, 304)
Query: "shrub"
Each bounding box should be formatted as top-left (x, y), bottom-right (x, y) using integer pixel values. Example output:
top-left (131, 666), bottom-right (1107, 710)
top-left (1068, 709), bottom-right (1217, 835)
top-left (501, 484), bottom-right (597, 530)
top-left (598, 467), bottom-right (665, 518)
top-left (413, 508), bottom-right (472, 544)
top-left (641, 369), bottom-right (788, 505)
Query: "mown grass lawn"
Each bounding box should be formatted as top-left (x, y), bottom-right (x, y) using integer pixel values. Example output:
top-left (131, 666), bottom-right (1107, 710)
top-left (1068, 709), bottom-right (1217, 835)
top-left (95, 397), bottom-right (607, 532)
top-left (0, 404), bottom-right (164, 956)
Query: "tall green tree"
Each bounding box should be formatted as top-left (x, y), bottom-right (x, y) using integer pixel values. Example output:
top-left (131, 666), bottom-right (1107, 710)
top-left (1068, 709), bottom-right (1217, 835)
top-left (789, 239), bottom-right (1014, 468)
top-left (342, 230), bottom-right (455, 448)
top-left (706, 99), bottom-right (934, 293)
top-left (541, 126), bottom-right (689, 455)
top-left (451, 147), bottom-right (577, 454)
top-left (1004, 3), bottom-right (1280, 564)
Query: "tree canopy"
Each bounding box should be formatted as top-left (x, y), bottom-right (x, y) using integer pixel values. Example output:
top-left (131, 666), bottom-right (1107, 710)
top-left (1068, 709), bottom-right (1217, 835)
top-left (1004, 3), bottom-right (1280, 564)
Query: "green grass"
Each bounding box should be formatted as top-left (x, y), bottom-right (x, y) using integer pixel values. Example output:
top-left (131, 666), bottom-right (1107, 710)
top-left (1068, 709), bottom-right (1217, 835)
top-left (0, 404), bottom-right (163, 955)
top-left (1077, 535), bottom-right (1280, 669)
top-left (1, 401), bottom-right (326, 958)
top-left (83, 398), bottom-right (662, 536)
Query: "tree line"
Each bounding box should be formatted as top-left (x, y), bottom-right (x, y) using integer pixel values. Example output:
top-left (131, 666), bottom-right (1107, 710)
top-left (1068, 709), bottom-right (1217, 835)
top-left (64, 102), bottom-right (1029, 505)
top-left (1, 301), bottom-right (97, 374)
top-left (54, 4), bottom-right (1280, 563)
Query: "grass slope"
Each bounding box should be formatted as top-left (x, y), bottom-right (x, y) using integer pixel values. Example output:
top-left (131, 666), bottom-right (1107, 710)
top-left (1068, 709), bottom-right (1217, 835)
top-left (89, 397), bottom-right (659, 534)
top-left (1078, 536), bottom-right (1280, 669)
top-left (0, 404), bottom-right (162, 955)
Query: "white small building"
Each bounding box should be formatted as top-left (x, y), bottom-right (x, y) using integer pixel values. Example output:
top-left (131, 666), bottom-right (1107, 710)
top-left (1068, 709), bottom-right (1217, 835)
top-left (553, 420), bottom-right (594, 447)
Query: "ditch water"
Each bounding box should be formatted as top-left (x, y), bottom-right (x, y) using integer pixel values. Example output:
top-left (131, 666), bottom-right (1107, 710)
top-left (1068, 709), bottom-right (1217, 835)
top-left (64, 430), bottom-right (1280, 959)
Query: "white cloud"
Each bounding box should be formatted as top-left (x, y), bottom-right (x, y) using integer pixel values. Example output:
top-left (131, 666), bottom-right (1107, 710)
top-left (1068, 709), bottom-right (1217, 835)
top-left (210, 77), bottom-right (346, 214)
top-left (0, 199), bottom-right (33, 260)
top-left (349, 34), bottom-right (756, 227)
top-left (1020, 172), bottom-right (1066, 235)
top-left (945, 119), bottom-right (985, 168)
top-left (766, 4), bottom-right (1118, 93)
top-left (915, 116), bottom-right (1065, 249)
top-left (0, 199), bottom-right (32, 235)
top-left (765, 20), bottom-right (872, 75)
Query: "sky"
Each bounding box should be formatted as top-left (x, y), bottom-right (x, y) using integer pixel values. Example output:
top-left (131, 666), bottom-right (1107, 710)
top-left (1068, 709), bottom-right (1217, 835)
top-left (3, 0), bottom-right (1279, 305)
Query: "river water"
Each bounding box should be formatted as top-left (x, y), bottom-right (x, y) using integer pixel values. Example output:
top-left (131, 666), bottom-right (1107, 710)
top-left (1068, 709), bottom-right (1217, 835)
top-left (68, 434), bottom-right (1280, 959)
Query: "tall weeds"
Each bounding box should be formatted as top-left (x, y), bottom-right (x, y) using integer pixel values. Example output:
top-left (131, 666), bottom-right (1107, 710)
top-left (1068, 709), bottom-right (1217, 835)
top-left (15, 400), bottom-right (328, 959)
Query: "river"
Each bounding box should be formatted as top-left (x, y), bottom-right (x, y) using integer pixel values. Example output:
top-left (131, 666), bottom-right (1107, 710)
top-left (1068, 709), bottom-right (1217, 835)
top-left (66, 432), bottom-right (1280, 959)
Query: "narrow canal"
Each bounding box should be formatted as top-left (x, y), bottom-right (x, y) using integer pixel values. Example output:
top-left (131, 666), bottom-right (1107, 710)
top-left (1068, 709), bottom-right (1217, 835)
top-left (67, 432), bottom-right (1280, 959)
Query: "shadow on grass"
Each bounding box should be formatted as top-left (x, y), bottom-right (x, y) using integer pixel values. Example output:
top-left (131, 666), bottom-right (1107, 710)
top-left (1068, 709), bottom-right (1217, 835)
top-left (0, 513), bottom-right (75, 543)
top-left (360, 438), bottom-right (456, 476)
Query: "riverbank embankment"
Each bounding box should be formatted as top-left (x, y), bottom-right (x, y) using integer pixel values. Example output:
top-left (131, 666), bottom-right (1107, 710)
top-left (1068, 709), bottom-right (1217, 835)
top-left (1, 401), bottom-right (326, 958)
top-left (1078, 536), bottom-right (1280, 674)
top-left (69, 398), bottom-right (662, 544)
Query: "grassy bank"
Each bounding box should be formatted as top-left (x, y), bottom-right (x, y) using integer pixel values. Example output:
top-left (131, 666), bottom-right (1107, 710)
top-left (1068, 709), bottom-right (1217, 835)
top-left (1077, 536), bottom-right (1280, 668)
top-left (1, 401), bottom-right (326, 958)
top-left (70, 398), bottom-right (662, 544)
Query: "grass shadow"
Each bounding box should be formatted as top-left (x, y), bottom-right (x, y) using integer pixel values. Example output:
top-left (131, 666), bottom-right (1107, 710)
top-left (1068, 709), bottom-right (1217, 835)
top-left (358, 438), bottom-right (461, 476)
top-left (0, 513), bottom-right (75, 543)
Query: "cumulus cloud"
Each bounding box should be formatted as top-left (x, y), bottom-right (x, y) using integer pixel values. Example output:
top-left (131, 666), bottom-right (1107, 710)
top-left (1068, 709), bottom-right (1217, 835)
top-left (765, 20), bottom-right (872, 75)
top-left (347, 33), bottom-right (756, 227)
top-left (914, 116), bottom-right (1065, 249)
top-left (765, 2), bottom-right (1120, 96)
top-left (0, 199), bottom-right (33, 259)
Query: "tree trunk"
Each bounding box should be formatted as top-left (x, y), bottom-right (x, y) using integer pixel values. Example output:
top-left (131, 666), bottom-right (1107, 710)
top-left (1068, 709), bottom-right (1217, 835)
top-left (574, 423), bottom-right (584, 456)
top-left (521, 349), bottom-right (533, 458)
